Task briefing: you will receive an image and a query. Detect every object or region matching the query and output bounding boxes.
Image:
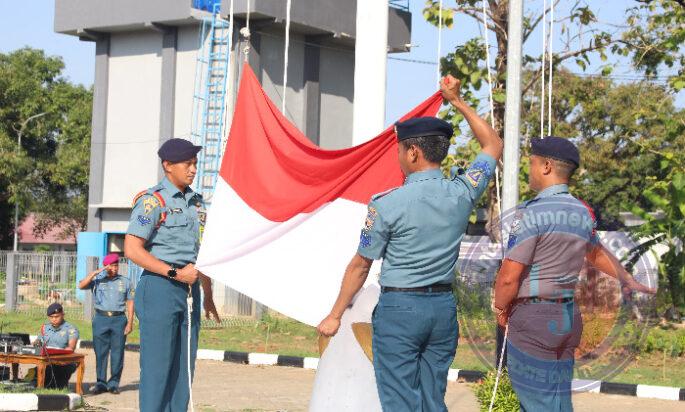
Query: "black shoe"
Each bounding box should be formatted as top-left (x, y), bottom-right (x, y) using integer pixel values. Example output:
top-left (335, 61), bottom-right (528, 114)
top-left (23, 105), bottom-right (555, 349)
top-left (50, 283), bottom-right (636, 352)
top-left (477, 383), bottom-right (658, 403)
top-left (89, 385), bottom-right (106, 395)
top-left (108, 387), bottom-right (120, 395)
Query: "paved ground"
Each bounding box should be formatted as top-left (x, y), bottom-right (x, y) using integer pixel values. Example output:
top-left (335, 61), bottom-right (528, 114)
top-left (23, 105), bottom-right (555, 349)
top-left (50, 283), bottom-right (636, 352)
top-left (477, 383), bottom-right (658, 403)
top-left (65, 350), bottom-right (682, 411)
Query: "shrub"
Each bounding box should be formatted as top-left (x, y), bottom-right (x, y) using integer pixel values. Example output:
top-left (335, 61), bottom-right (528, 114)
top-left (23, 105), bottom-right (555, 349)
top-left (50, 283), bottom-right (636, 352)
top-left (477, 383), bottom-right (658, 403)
top-left (474, 369), bottom-right (520, 412)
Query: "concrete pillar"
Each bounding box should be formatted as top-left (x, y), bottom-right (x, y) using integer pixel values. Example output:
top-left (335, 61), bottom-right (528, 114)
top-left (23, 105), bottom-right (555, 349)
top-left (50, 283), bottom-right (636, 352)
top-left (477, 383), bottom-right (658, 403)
top-left (87, 35), bottom-right (111, 232)
top-left (303, 36), bottom-right (321, 145)
top-left (159, 26), bottom-right (178, 180)
top-left (352, 0), bottom-right (389, 145)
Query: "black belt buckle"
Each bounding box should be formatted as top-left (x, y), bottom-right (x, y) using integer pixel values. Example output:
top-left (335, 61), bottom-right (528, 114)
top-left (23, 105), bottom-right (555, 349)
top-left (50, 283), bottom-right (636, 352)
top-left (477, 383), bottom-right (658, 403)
top-left (97, 309), bottom-right (124, 317)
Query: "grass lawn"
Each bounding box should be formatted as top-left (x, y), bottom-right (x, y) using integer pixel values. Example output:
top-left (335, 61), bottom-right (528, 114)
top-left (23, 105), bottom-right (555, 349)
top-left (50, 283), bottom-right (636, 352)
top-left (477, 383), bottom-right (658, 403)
top-left (2, 311), bottom-right (684, 387)
top-left (0, 382), bottom-right (68, 394)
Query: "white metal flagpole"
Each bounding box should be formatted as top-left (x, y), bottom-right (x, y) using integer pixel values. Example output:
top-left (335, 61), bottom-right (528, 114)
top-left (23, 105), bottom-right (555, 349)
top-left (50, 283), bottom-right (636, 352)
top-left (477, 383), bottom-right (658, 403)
top-left (502, 0), bottom-right (524, 213)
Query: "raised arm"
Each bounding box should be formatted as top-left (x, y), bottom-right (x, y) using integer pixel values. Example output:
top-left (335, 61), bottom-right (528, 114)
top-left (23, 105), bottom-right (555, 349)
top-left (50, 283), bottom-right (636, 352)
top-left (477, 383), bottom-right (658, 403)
top-left (78, 266), bottom-right (107, 290)
top-left (440, 74), bottom-right (503, 160)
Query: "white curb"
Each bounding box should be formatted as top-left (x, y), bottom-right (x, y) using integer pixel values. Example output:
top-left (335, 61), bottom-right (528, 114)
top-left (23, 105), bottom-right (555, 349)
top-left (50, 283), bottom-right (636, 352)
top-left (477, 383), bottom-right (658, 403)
top-left (572, 379), bottom-right (602, 393)
top-left (0, 394), bottom-right (38, 411)
top-left (303, 357), bottom-right (319, 370)
top-left (196, 349), bottom-right (225, 361)
top-left (636, 384), bottom-right (681, 401)
top-left (248, 353), bottom-right (279, 365)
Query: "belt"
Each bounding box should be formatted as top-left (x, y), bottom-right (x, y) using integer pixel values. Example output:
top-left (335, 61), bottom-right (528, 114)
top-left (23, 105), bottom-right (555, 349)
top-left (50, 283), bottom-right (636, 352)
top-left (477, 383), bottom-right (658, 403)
top-left (381, 283), bottom-right (452, 293)
top-left (515, 297), bottom-right (574, 305)
top-left (96, 309), bottom-right (125, 317)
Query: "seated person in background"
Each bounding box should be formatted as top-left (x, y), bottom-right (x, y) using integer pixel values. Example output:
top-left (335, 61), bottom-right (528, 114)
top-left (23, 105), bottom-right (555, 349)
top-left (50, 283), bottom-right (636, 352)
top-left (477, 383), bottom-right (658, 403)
top-left (33, 303), bottom-right (79, 389)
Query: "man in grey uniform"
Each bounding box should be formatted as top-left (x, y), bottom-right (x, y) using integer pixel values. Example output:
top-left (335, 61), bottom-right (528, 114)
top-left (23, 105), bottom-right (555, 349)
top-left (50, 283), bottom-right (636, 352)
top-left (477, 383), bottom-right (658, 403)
top-left (494, 137), bottom-right (655, 411)
top-left (318, 74), bottom-right (503, 411)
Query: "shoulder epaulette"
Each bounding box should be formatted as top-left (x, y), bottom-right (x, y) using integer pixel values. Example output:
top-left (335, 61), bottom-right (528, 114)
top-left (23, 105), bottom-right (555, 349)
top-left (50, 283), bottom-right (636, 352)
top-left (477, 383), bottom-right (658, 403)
top-left (371, 187), bottom-right (399, 202)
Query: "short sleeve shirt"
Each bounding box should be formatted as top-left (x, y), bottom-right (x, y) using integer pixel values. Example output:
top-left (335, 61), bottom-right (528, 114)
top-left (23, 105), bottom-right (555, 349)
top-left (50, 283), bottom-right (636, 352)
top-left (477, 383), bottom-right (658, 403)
top-left (505, 184), bottom-right (599, 299)
top-left (37, 321), bottom-right (79, 349)
top-left (357, 152), bottom-right (496, 287)
top-left (126, 177), bottom-right (206, 266)
top-left (86, 274), bottom-right (134, 312)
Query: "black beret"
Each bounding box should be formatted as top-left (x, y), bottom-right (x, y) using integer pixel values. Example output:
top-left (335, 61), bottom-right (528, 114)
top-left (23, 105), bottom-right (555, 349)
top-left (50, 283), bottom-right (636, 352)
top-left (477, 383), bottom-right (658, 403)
top-left (47, 302), bottom-right (63, 316)
top-left (158, 138), bottom-right (202, 162)
top-left (530, 136), bottom-right (580, 167)
top-left (394, 117), bottom-right (453, 141)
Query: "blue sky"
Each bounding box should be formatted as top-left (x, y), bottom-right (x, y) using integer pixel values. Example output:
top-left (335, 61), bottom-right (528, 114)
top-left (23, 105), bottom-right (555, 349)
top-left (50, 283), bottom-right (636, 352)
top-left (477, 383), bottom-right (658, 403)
top-left (1, 1), bottom-right (679, 127)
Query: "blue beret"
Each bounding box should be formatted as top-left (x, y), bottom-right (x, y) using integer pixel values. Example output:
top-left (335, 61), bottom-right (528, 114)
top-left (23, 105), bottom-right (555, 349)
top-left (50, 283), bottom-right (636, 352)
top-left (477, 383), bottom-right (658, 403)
top-left (47, 302), bottom-right (63, 316)
top-left (158, 138), bottom-right (202, 162)
top-left (395, 117), bottom-right (453, 141)
top-left (530, 137), bottom-right (580, 167)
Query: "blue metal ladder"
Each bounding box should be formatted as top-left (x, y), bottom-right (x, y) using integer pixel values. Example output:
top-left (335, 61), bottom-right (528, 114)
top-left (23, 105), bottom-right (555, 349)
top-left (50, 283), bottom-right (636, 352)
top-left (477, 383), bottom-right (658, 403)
top-left (191, 2), bottom-right (231, 206)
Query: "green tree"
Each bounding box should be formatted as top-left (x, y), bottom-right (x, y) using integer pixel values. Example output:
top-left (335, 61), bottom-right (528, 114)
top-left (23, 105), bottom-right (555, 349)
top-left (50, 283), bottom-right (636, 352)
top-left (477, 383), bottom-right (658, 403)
top-left (608, 0), bottom-right (685, 317)
top-left (619, 0), bottom-right (685, 92)
top-left (627, 122), bottom-right (685, 316)
top-left (424, 0), bottom-right (624, 238)
top-left (518, 70), bottom-right (684, 228)
top-left (0, 48), bottom-right (92, 248)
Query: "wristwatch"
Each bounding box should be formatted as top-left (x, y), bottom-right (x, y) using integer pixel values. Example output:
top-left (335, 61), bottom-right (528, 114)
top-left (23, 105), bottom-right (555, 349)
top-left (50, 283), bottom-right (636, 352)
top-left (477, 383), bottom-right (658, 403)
top-left (167, 266), bottom-right (177, 278)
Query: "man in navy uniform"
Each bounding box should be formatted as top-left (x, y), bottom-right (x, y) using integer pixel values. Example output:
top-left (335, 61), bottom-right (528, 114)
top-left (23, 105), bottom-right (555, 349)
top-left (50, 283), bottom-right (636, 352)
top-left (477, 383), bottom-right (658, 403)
top-left (125, 138), bottom-right (220, 411)
top-left (494, 137), bottom-right (656, 411)
top-left (35, 303), bottom-right (79, 389)
top-left (78, 252), bottom-right (134, 395)
top-left (317, 75), bottom-right (503, 411)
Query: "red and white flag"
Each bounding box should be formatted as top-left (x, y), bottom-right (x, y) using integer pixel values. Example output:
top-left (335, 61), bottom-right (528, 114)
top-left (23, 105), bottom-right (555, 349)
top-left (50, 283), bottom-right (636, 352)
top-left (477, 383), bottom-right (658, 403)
top-left (196, 65), bottom-right (442, 326)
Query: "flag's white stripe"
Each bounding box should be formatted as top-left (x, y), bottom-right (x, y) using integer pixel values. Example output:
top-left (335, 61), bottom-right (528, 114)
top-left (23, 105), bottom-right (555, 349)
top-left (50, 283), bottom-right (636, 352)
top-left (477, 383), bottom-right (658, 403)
top-left (197, 178), bottom-right (379, 326)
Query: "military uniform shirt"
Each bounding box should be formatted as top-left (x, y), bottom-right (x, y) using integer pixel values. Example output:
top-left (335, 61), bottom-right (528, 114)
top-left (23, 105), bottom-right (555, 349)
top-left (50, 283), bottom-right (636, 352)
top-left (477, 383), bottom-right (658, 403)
top-left (127, 177), bottom-right (205, 267)
top-left (505, 184), bottom-right (599, 299)
top-left (358, 153), bottom-right (496, 287)
top-left (37, 321), bottom-right (79, 349)
top-left (86, 274), bottom-right (134, 312)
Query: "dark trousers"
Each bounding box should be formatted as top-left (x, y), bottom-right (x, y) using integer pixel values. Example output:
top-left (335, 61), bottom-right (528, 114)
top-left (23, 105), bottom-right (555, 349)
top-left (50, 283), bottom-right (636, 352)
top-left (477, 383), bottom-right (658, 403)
top-left (45, 364), bottom-right (77, 389)
top-left (135, 272), bottom-right (201, 412)
top-left (372, 291), bottom-right (458, 412)
top-left (506, 302), bottom-right (582, 412)
top-left (93, 313), bottom-right (127, 390)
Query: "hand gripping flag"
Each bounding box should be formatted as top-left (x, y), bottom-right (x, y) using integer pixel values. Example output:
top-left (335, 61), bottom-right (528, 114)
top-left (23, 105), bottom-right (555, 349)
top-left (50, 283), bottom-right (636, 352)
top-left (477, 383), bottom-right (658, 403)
top-left (196, 65), bottom-right (442, 326)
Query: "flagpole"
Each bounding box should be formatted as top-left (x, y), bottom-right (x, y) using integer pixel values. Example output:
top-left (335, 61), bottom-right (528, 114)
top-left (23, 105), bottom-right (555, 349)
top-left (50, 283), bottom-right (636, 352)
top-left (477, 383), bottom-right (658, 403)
top-left (502, 0), bottom-right (523, 212)
top-left (496, 0), bottom-right (524, 374)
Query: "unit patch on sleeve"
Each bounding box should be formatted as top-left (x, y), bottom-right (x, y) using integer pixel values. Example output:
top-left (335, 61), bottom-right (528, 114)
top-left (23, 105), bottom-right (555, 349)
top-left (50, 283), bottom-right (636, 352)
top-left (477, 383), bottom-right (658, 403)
top-left (359, 206), bottom-right (378, 248)
top-left (465, 161), bottom-right (492, 188)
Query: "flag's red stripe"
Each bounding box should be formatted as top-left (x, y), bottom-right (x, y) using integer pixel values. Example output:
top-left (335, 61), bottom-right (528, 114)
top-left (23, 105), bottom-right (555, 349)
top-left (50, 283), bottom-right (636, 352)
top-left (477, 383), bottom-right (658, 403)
top-left (221, 64), bottom-right (443, 222)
